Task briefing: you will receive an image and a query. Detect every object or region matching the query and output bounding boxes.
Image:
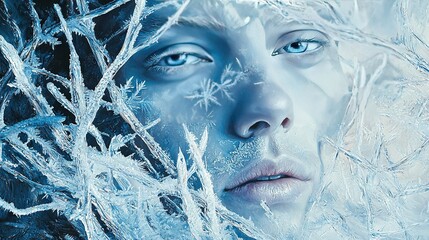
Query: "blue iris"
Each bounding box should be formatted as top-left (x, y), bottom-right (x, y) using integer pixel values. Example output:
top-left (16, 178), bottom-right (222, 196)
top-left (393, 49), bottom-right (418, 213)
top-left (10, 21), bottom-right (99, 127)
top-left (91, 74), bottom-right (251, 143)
top-left (163, 54), bottom-right (188, 66)
top-left (284, 41), bottom-right (309, 53)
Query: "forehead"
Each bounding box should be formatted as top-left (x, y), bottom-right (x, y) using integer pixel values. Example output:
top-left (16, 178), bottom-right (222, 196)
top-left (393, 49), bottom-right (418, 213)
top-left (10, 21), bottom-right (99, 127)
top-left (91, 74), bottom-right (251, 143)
top-left (145, 0), bottom-right (289, 30)
top-left (143, 0), bottom-right (331, 35)
top-left (181, 1), bottom-right (261, 28)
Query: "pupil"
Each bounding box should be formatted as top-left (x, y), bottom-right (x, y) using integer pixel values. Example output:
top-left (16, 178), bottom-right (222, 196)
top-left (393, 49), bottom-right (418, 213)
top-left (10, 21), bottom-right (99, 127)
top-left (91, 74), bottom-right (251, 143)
top-left (290, 42), bottom-right (301, 49)
top-left (170, 54), bottom-right (183, 61)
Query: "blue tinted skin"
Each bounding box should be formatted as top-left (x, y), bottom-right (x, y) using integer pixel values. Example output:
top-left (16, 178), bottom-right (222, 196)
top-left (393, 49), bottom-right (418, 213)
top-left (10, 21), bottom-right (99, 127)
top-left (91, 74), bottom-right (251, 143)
top-left (118, 1), bottom-right (349, 237)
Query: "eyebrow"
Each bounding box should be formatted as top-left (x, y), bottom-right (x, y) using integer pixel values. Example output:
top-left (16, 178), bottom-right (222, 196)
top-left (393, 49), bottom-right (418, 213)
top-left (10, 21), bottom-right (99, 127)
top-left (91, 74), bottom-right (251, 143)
top-left (177, 16), bottom-right (226, 31)
top-left (135, 14), bottom-right (225, 47)
top-left (140, 15), bottom-right (226, 33)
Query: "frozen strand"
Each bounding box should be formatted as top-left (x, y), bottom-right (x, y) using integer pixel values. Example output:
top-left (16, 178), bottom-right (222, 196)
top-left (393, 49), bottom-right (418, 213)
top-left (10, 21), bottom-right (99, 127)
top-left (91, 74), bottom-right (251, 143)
top-left (359, 168), bottom-right (376, 236)
top-left (47, 82), bottom-right (77, 116)
top-left (73, 0), bottom-right (112, 70)
top-left (299, 179), bottom-right (332, 239)
top-left (0, 159), bottom-right (61, 196)
top-left (132, 0), bottom-right (191, 54)
top-left (108, 83), bottom-right (176, 174)
top-left (320, 60), bottom-right (366, 204)
top-left (130, 139), bottom-right (160, 178)
top-left (6, 136), bottom-right (76, 192)
top-left (324, 137), bottom-right (375, 171)
top-left (64, 2), bottom-right (149, 232)
top-left (0, 116), bottom-right (64, 140)
top-left (83, 210), bottom-right (110, 240)
top-left (99, 0), bottom-right (191, 175)
top-left (54, 4), bottom-right (87, 119)
top-left (73, 0), bottom-right (178, 175)
top-left (0, 36), bottom-right (53, 116)
top-left (72, 1), bottom-right (144, 158)
top-left (102, 1), bottom-right (179, 45)
top-left (0, 0), bottom-right (23, 51)
top-left (322, 209), bottom-right (355, 239)
top-left (177, 150), bottom-right (204, 239)
top-left (71, 0), bottom-right (146, 155)
top-left (356, 55), bottom-right (387, 154)
top-left (260, 201), bottom-right (282, 235)
top-left (88, 189), bottom-right (123, 238)
top-left (183, 126), bottom-right (222, 239)
top-left (0, 35), bottom-right (69, 150)
top-left (89, 124), bottom-right (108, 153)
top-left (136, 188), bottom-right (163, 238)
top-left (89, 151), bottom-right (169, 190)
top-left (388, 137), bottom-right (429, 171)
top-left (399, 182), bottom-right (429, 196)
top-left (215, 204), bottom-right (274, 240)
top-left (379, 182), bottom-right (414, 239)
top-left (45, 0), bottom-right (132, 37)
top-left (25, 0), bottom-right (59, 74)
top-left (31, 68), bottom-right (71, 89)
top-left (48, 82), bottom-right (107, 152)
top-left (108, 133), bottom-right (136, 155)
top-left (29, 0), bottom-right (58, 46)
top-left (0, 198), bottom-right (65, 216)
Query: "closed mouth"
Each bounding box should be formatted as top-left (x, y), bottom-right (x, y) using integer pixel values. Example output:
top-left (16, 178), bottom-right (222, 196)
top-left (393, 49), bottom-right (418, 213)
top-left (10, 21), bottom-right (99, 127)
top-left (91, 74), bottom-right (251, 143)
top-left (223, 157), bottom-right (313, 204)
top-left (225, 173), bottom-right (296, 191)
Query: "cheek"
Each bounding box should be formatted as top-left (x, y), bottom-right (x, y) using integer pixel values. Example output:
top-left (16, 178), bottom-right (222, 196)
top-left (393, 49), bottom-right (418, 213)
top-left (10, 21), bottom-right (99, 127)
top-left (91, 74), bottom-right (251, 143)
top-left (295, 64), bottom-right (348, 129)
top-left (141, 83), bottom-right (223, 154)
top-left (147, 83), bottom-right (202, 122)
top-left (303, 55), bottom-right (349, 102)
top-left (291, 89), bottom-right (343, 141)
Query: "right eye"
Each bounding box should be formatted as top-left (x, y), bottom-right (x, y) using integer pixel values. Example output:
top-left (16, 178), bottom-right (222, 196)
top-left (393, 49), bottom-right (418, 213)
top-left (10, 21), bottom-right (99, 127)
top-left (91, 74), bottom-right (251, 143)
top-left (158, 53), bottom-right (204, 67)
top-left (143, 44), bottom-right (213, 81)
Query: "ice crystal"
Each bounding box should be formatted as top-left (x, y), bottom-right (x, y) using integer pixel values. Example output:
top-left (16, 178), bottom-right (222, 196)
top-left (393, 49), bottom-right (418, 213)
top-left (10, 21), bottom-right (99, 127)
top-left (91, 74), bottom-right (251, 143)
top-left (186, 64), bottom-right (243, 112)
top-left (0, 0), bottom-right (428, 239)
top-left (186, 78), bottom-right (222, 112)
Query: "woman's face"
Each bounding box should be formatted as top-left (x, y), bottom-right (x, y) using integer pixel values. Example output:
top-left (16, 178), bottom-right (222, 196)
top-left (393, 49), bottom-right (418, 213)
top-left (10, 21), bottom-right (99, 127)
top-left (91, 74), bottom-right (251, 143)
top-left (119, 1), bottom-right (349, 236)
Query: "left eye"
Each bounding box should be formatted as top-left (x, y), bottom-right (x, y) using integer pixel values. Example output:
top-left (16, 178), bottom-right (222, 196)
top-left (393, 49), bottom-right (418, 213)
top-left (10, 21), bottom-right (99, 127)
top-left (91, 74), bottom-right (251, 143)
top-left (272, 30), bottom-right (329, 57)
top-left (283, 41), bottom-right (322, 53)
top-left (274, 40), bottom-right (324, 56)
top-left (158, 53), bottom-right (202, 66)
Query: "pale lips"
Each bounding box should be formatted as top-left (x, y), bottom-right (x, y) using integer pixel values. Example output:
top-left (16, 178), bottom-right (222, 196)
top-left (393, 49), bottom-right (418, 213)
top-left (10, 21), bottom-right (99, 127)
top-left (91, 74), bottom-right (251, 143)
top-left (224, 158), bottom-right (313, 205)
top-left (225, 173), bottom-right (294, 190)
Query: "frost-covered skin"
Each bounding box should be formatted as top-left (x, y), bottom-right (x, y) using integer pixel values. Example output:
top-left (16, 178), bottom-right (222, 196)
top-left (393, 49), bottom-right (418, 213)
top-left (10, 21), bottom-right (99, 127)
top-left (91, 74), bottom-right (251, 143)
top-left (119, 1), bottom-right (349, 237)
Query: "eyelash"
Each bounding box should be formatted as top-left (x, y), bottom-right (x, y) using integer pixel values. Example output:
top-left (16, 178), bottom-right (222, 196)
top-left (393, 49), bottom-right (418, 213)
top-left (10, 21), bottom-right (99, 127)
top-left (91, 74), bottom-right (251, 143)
top-left (145, 49), bottom-right (184, 67)
top-left (296, 37), bottom-right (328, 47)
top-left (148, 64), bottom-right (188, 74)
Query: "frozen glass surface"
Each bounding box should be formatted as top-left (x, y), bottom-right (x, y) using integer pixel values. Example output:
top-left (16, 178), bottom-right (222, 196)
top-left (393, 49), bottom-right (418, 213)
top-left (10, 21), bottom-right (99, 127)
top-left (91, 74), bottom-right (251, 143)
top-left (0, 0), bottom-right (428, 239)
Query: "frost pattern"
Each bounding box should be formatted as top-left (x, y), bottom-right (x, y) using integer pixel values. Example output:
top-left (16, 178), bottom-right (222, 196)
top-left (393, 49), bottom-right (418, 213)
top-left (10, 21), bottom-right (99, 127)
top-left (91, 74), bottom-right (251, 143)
top-left (0, 0), bottom-right (428, 239)
top-left (186, 64), bottom-right (243, 111)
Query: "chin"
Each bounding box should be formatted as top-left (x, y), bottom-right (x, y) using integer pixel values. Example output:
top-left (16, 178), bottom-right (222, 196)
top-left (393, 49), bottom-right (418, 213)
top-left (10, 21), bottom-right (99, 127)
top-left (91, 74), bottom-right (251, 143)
top-left (220, 185), bottom-right (313, 237)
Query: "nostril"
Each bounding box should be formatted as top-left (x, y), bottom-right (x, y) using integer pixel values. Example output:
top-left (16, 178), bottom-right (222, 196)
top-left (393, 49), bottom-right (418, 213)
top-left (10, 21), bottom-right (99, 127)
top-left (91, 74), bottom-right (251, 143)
top-left (248, 121), bottom-right (270, 135)
top-left (281, 117), bottom-right (291, 128)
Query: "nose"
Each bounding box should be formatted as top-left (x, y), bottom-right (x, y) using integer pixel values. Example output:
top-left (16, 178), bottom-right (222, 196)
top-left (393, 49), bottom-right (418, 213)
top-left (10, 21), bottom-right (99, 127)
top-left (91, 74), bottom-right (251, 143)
top-left (232, 81), bottom-right (294, 139)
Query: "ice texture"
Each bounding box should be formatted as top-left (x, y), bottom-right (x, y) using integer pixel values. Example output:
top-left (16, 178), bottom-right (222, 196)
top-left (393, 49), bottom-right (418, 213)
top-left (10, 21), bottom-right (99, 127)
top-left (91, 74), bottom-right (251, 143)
top-left (0, 0), bottom-right (428, 239)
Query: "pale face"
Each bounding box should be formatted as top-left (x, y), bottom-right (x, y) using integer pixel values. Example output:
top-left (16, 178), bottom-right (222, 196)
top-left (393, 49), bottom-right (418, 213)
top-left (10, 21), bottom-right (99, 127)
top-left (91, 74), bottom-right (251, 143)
top-left (118, 1), bottom-right (348, 237)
